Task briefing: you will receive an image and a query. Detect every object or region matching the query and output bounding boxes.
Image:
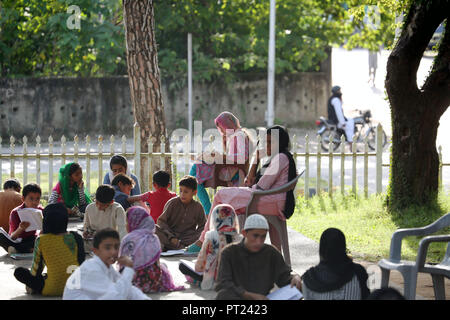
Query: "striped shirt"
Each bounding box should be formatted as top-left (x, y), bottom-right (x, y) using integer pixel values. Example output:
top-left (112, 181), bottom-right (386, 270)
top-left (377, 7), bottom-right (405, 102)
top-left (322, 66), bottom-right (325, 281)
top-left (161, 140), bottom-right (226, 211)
top-left (48, 182), bottom-right (88, 208)
top-left (302, 275), bottom-right (362, 300)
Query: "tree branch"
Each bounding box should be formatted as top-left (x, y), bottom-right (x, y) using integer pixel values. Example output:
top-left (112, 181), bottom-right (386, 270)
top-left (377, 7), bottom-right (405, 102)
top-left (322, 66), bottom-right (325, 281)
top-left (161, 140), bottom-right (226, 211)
top-left (422, 13), bottom-right (450, 115)
top-left (386, 0), bottom-right (449, 109)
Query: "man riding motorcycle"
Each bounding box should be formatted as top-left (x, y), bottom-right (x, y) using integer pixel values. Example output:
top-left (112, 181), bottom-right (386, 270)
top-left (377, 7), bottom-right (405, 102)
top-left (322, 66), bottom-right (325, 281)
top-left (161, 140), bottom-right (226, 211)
top-left (327, 86), bottom-right (354, 148)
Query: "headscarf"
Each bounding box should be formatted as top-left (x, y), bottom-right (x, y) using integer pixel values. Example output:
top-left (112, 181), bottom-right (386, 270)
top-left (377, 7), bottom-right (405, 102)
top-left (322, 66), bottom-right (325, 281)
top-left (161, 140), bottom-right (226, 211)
top-left (58, 162), bottom-right (91, 208)
top-left (302, 228), bottom-right (369, 298)
top-left (214, 111), bottom-right (251, 178)
top-left (195, 112), bottom-right (244, 184)
top-left (208, 204), bottom-right (239, 237)
top-left (42, 203), bottom-right (68, 234)
top-left (119, 206), bottom-right (161, 270)
top-left (214, 112), bottom-right (241, 134)
top-left (42, 203), bottom-right (84, 263)
top-left (201, 204), bottom-right (239, 290)
top-left (255, 125), bottom-right (297, 219)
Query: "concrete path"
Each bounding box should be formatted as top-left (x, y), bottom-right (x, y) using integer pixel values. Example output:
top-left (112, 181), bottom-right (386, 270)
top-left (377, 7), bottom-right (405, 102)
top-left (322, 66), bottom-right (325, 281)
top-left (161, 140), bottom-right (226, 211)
top-left (0, 220), bottom-right (447, 300)
top-left (0, 221), bottom-right (320, 300)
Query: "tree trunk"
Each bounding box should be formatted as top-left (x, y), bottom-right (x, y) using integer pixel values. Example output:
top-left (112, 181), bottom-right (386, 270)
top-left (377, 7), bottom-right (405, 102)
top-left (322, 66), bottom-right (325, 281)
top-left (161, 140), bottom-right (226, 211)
top-left (386, 0), bottom-right (450, 210)
top-left (123, 0), bottom-right (171, 190)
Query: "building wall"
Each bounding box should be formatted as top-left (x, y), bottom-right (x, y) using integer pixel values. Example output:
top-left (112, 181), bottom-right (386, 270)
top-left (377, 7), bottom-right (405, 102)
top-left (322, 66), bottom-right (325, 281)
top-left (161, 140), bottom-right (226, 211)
top-left (0, 58), bottom-right (330, 140)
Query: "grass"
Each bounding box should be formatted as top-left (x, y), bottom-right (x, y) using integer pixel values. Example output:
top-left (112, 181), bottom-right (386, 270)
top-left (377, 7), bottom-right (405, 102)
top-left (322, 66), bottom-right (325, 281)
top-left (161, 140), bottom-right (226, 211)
top-left (287, 191), bottom-right (450, 263)
top-left (5, 169), bottom-right (450, 264)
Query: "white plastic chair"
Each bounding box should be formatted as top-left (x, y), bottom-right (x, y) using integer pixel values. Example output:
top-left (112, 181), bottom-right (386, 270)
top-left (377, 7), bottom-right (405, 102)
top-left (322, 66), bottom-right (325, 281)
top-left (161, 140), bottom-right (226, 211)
top-left (378, 213), bottom-right (450, 300)
top-left (242, 170), bottom-right (304, 266)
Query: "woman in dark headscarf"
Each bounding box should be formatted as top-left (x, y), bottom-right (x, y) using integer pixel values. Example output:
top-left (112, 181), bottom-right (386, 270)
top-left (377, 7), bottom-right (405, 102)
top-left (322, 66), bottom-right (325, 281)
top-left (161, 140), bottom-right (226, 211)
top-left (301, 228), bottom-right (370, 300)
top-left (187, 125), bottom-right (298, 252)
top-left (13, 203), bottom-right (85, 296)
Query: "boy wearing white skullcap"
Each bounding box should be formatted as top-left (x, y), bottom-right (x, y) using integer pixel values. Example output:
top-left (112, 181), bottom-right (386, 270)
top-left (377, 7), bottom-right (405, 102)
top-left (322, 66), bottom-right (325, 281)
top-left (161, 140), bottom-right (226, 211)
top-left (215, 214), bottom-right (301, 300)
top-left (243, 214), bottom-right (269, 230)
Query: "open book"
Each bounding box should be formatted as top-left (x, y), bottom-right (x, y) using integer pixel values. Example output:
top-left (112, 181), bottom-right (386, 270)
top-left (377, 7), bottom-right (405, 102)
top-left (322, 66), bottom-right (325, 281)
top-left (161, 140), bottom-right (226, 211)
top-left (267, 284), bottom-right (303, 300)
top-left (17, 208), bottom-right (43, 232)
top-left (179, 259), bottom-right (203, 276)
top-left (160, 249), bottom-right (198, 257)
top-left (0, 227), bottom-right (22, 243)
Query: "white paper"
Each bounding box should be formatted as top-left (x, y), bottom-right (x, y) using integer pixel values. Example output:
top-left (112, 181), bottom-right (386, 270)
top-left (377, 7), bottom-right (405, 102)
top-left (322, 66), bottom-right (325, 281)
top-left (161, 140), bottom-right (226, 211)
top-left (160, 249), bottom-right (186, 256)
top-left (0, 227), bottom-right (22, 243)
top-left (180, 259), bottom-right (203, 276)
top-left (160, 249), bottom-right (198, 257)
top-left (267, 285), bottom-right (303, 300)
top-left (17, 208), bottom-right (43, 232)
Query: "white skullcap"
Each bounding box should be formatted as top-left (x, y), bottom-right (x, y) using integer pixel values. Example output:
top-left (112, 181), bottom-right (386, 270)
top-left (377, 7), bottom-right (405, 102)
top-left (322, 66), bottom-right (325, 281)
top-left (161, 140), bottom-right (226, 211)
top-left (243, 214), bottom-right (269, 231)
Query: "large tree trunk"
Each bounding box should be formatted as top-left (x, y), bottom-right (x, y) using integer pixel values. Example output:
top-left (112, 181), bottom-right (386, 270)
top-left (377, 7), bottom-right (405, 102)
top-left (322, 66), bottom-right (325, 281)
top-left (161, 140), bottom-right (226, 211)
top-left (386, 0), bottom-right (450, 210)
top-left (123, 0), bottom-right (171, 190)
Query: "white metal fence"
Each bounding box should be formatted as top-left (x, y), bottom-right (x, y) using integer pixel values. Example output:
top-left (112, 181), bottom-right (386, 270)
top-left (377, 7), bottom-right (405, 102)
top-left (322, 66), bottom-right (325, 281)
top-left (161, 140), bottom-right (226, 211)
top-left (0, 123), bottom-right (448, 198)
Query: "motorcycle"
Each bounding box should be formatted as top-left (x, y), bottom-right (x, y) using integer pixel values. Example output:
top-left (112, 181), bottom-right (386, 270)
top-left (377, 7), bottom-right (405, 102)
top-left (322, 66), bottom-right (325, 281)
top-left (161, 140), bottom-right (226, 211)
top-left (315, 109), bottom-right (387, 152)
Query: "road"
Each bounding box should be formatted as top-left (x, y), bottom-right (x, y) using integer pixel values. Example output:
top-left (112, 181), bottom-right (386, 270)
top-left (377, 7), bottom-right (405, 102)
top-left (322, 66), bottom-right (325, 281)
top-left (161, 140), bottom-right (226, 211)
top-left (328, 47), bottom-right (450, 193)
top-left (1, 47), bottom-right (449, 194)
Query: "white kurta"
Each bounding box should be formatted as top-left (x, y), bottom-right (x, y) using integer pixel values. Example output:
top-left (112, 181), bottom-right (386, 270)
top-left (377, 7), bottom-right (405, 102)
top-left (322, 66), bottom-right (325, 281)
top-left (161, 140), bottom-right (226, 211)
top-left (63, 255), bottom-right (151, 300)
top-left (83, 202), bottom-right (127, 240)
top-left (330, 97), bottom-right (354, 142)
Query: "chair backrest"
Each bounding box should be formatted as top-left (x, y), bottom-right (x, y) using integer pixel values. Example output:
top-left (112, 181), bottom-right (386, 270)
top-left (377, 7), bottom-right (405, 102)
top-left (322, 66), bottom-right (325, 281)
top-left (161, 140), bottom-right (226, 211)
top-left (442, 242), bottom-right (450, 266)
top-left (390, 212), bottom-right (450, 261)
top-left (424, 213), bottom-right (450, 233)
top-left (246, 170), bottom-right (304, 217)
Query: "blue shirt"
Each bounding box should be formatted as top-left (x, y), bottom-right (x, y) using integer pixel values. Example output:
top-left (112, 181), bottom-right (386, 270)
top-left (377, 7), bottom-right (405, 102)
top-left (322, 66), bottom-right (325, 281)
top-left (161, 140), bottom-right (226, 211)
top-left (103, 172), bottom-right (141, 196)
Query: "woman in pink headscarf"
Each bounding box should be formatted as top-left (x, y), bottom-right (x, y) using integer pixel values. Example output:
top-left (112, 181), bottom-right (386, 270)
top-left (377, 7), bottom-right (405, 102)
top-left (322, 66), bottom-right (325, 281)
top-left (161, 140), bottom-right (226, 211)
top-left (119, 206), bottom-right (184, 293)
top-left (189, 112), bottom-right (251, 217)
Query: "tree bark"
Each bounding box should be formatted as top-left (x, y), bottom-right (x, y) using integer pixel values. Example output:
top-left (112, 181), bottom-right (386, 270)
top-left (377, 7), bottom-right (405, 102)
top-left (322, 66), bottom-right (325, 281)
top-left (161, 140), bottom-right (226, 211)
top-left (123, 0), bottom-right (171, 190)
top-left (386, 0), bottom-right (450, 209)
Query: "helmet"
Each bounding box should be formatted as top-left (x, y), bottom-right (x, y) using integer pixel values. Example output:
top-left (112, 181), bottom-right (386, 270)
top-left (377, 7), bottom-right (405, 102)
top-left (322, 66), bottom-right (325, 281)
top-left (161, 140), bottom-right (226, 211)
top-left (331, 86), bottom-right (341, 94)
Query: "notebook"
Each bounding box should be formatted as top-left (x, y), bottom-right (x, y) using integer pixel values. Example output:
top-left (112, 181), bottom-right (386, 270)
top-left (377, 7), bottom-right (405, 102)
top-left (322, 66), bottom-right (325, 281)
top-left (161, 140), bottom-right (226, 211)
top-left (179, 259), bottom-right (203, 276)
top-left (0, 227), bottom-right (22, 243)
top-left (267, 285), bottom-right (303, 300)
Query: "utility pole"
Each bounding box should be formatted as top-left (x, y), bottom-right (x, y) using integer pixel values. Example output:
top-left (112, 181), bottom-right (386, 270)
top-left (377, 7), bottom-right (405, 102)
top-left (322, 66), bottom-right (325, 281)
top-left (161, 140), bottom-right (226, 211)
top-left (267, 0), bottom-right (276, 127)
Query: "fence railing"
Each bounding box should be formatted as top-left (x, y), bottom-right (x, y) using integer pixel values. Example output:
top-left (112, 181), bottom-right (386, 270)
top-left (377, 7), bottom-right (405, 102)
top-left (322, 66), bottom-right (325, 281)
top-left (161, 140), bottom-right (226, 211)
top-left (294, 124), bottom-right (385, 198)
top-left (0, 123), bottom-right (448, 198)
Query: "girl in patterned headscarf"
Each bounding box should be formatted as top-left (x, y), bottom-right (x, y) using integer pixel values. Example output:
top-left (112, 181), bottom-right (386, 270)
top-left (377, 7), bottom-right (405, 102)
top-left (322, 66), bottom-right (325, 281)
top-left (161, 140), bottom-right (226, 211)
top-left (120, 206), bottom-right (184, 293)
top-left (180, 204), bottom-right (241, 290)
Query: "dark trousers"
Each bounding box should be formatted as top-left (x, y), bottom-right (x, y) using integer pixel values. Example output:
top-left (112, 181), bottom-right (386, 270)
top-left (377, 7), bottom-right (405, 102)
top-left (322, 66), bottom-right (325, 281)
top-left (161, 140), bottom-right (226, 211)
top-left (0, 234), bottom-right (35, 253)
top-left (155, 225), bottom-right (199, 251)
top-left (14, 267), bottom-right (45, 294)
top-left (178, 262), bottom-right (203, 282)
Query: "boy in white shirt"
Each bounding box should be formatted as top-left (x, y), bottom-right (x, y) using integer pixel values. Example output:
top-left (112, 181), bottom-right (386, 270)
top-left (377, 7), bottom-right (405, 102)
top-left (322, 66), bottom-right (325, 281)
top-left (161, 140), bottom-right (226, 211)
top-left (83, 185), bottom-right (127, 252)
top-left (63, 228), bottom-right (150, 300)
